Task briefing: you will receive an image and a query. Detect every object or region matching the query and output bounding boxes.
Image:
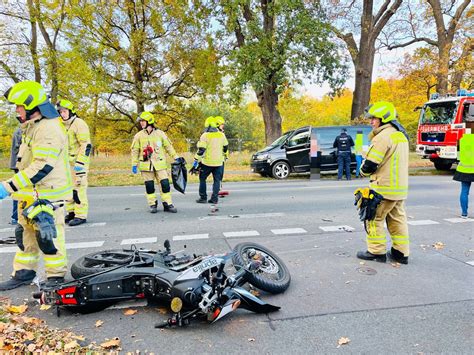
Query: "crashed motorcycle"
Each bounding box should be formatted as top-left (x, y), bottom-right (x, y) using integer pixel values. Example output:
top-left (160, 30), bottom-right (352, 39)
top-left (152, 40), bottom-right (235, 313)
top-left (34, 241), bottom-right (290, 328)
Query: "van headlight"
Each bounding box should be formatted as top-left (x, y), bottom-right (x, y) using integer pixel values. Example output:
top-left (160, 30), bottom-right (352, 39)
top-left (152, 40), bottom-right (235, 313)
top-left (256, 154), bottom-right (269, 160)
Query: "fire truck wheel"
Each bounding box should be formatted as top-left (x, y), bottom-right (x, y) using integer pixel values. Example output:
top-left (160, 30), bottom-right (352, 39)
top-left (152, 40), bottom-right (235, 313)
top-left (434, 161), bottom-right (452, 171)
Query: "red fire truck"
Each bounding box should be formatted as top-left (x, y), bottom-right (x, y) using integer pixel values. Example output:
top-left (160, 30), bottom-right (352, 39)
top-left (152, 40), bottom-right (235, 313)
top-left (416, 90), bottom-right (474, 170)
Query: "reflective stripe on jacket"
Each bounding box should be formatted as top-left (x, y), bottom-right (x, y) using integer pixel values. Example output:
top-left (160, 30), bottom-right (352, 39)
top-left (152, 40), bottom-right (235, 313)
top-left (131, 129), bottom-right (177, 171)
top-left (63, 117), bottom-right (92, 169)
top-left (5, 117), bottom-right (73, 202)
top-left (366, 124), bottom-right (409, 200)
top-left (195, 131), bottom-right (229, 167)
top-left (456, 134), bottom-right (474, 174)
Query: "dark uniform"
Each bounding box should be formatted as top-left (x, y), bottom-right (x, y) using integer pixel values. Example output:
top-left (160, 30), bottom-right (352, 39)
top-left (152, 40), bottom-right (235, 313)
top-left (333, 129), bottom-right (354, 180)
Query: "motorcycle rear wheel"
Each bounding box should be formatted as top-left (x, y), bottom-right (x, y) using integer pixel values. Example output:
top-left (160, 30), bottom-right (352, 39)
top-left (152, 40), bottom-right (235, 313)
top-left (232, 242), bottom-right (291, 294)
top-left (71, 250), bottom-right (154, 279)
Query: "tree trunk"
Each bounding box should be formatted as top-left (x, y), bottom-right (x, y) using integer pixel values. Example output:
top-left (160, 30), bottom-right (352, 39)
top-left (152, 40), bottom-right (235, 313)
top-left (27, 0), bottom-right (41, 83)
top-left (351, 44), bottom-right (375, 120)
top-left (256, 82), bottom-right (282, 145)
top-left (436, 41), bottom-right (451, 94)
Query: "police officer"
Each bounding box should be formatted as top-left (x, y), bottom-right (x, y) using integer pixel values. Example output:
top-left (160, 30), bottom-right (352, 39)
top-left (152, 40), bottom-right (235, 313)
top-left (333, 128), bottom-right (354, 180)
top-left (190, 116), bottom-right (229, 204)
top-left (57, 99), bottom-right (92, 226)
top-left (131, 111), bottom-right (181, 213)
top-left (453, 134), bottom-right (474, 218)
top-left (357, 101), bottom-right (410, 264)
top-left (0, 81), bottom-right (72, 290)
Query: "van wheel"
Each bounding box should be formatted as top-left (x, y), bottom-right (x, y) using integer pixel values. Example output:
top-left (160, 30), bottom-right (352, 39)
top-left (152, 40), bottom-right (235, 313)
top-left (434, 160), bottom-right (452, 171)
top-left (272, 161), bottom-right (290, 179)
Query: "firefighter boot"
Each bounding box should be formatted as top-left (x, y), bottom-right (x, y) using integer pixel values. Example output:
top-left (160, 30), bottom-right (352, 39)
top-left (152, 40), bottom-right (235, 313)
top-left (356, 250), bottom-right (387, 263)
top-left (65, 212), bottom-right (75, 224)
top-left (0, 269), bottom-right (36, 291)
top-left (42, 277), bottom-right (65, 290)
top-left (150, 202), bottom-right (158, 214)
top-left (388, 247), bottom-right (408, 265)
top-left (163, 202), bottom-right (177, 213)
top-left (69, 218), bottom-right (86, 226)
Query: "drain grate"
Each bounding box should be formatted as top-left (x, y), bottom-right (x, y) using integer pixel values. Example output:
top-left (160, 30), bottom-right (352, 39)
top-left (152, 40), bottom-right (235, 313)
top-left (356, 266), bottom-right (377, 275)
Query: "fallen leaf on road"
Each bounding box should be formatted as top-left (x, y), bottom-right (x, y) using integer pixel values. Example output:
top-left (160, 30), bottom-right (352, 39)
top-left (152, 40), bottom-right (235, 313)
top-left (95, 320), bottom-right (104, 327)
top-left (100, 337), bottom-right (121, 349)
top-left (64, 340), bottom-right (79, 351)
top-left (391, 262), bottom-right (401, 268)
top-left (39, 304), bottom-right (51, 311)
top-left (123, 309), bottom-right (138, 316)
top-left (433, 242), bottom-right (445, 250)
top-left (248, 338), bottom-right (255, 342)
top-left (72, 335), bottom-right (85, 341)
top-left (337, 337), bottom-right (350, 347)
top-left (6, 304), bottom-right (28, 314)
top-left (157, 307), bottom-right (168, 315)
top-left (359, 261), bottom-right (365, 265)
top-left (27, 343), bottom-right (36, 352)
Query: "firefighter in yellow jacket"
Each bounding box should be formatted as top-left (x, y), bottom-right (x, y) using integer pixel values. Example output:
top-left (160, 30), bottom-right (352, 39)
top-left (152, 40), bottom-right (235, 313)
top-left (0, 81), bottom-right (72, 290)
top-left (57, 99), bottom-right (92, 226)
top-left (131, 111), bottom-right (181, 213)
top-left (357, 101), bottom-right (410, 264)
top-left (190, 116), bottom-right (229, 204)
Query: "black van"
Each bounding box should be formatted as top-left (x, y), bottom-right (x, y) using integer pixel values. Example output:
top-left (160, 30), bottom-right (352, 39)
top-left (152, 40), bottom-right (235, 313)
top-left (250, 125), bottom-right (372, 179)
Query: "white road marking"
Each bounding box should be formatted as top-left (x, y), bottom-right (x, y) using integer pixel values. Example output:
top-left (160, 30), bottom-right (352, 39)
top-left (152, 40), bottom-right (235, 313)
top-left (319, 225), bottom-right (355, 232)
top-left (66, 222), bottom-right (107, 229)
top-left (271, 228), bottom-right (307, 235)
top-left (444, 218), bottom-right (474, 223)
top-left (407, 220), bottom-right (440, 226)
top-left (466, 261), bottom-right (474, 266)
top-left (66, 241), bottom-right (105, 249)
top-left (0, 228), bottom-right (14, 233)
top-left (223, 230), bottom-right (260, 238)
top-left (0, 247), bottom-right (18, 254)
top-left (121, 237), bottom-right (157, 245)
top-left (199, 212), bottom-right (285, 221)
top-left (173, 233), bottom-right (209, 241)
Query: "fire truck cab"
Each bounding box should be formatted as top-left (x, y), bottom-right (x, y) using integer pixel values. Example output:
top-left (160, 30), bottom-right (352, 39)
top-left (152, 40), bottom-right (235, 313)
top-left (416, 90), bottom-right (474, 170)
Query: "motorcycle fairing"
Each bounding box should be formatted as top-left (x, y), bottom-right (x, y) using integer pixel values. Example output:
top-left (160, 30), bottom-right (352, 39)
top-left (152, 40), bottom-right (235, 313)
top-left (225, 287), bottom-right (280, 314)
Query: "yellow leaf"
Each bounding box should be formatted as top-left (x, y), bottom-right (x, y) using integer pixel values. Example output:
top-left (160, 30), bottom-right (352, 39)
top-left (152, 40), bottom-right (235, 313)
top-left (157, 307), bottom-right (168, 315)
top-left (6, 304), bottom-right (28, 314)
top-left (337, 337), bottom-right (350, 346)
top-left (27, 343), bottom-right (36, 352)
top-left (95, 320), bottom-right (104, 328)
top-left (64, 340), bottom-right (79, 351)
top-left (72, 335), bottom-right (85, 341)
top-left (40, 304), bottom-right (52, 311)
top-left (100, 337), bottom-right (121, 349)
top-left (433, 242), bottom-right (445, 250)
top-left (123, 309), bottom-right (138, 316)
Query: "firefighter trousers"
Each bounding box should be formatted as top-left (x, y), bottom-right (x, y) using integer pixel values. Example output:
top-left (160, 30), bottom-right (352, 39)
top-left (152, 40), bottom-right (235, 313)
top-left (66, 172), bottom-right (88, 219)
top-left (13, 202), bottom-right (67, 278)
top-left (365, 199), bottom-right (410, 256)
top-left (141, 169), bottom-right (172, 206)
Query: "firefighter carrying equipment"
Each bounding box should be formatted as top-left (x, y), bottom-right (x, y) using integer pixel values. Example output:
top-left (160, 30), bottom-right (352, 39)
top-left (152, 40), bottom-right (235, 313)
top-left (171, 157), bottom-right (187, 194)
top-left (22, 199), bottom-right (58, 255)
top-left (354, 188), bottom-right (384, 230)
top-left (131, 129), bottom-right (178, 172)
top-left (143, 145), bottom-right (154, 161)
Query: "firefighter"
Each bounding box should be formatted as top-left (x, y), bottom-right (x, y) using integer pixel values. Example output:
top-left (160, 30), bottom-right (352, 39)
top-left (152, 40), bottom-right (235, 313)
top-left (57, 99), bottom-right (92, 226)
top-left (0, 81), bottom-right (72, 290)
top-left (190, 116), bottom-right (229, 204)
top-left (453, 134), bottom-right (474, 218)
top-left (357, 101), bottom-right (410, 264)
top-left (131, 111), bottom-right (181, 213)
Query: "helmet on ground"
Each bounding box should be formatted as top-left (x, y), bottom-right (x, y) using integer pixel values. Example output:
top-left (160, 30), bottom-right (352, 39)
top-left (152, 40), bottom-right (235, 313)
top-left (56, 99), bottom-right (76, 115)
top-left (214, 116), bottom-right (225, 126)
top-left (4, 80), bottom-right (58, 119)
top-left (204, 116), bottom-right (215, 128)
top-left (364, 101), bottom-right (396, 123)
top-left (138, 111), bottom-right (155, 125)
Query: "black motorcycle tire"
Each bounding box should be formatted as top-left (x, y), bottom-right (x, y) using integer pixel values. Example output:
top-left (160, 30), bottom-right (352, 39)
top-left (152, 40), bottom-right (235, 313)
top-left (71, 250), bottom-right (154, 279)
top-left (232, 242), bottom-right (291, 294)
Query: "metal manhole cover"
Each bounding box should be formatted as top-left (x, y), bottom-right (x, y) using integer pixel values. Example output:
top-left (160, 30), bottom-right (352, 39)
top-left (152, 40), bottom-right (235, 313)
top-left (335, 252), bottom-right (350, 257)
top-left (356, 266), bottom-right (377, 275)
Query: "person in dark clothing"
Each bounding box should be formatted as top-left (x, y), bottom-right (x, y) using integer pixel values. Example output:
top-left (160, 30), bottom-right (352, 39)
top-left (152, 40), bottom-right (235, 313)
top-left (9, 127), bottom-right (22, 225)
top-left (333, 128), bottom-right (354, 180)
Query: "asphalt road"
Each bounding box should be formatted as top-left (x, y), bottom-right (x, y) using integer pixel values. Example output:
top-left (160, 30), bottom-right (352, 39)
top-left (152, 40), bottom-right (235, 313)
top-left (0, 176), bottom-right (473, 354)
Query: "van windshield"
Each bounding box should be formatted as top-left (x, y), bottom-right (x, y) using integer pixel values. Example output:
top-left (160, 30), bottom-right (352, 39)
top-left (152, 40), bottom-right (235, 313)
top-left (420, 101), bottom-right (458, 124)
top-left (268, 131), bottom-right (292, 147)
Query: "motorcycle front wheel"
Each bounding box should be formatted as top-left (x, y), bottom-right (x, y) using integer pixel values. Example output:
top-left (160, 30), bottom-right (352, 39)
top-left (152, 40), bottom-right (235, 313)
top-left (232, 242), bottom-right (291, 294)
top-left (71, 250), bottom-right (155, 279)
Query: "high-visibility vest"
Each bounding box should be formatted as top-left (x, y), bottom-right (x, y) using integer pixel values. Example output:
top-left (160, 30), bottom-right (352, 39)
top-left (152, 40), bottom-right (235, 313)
top-left (63, 117), bottom-right (92, 169)
top-left (355, 132), bottom-right (364, 155)
top-left (456, 134), bottom-right (474, 174)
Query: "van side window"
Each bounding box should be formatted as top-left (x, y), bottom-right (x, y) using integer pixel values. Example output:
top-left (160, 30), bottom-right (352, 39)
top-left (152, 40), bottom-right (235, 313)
top-left (288, 130), bottom-right (310, 146)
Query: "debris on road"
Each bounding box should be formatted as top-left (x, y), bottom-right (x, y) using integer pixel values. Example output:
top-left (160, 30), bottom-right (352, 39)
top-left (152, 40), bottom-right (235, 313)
top-left (337, 336), bottom-right (351, 347)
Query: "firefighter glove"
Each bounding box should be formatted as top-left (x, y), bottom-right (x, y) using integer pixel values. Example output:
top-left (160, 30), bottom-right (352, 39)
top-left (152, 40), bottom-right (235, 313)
top-left (0, 184), bottom-right (9, 200)
top-left (132, 165), bottom-right (138, 174)
top-left (22, 199), bottom-right (58, 255)
top-left (354, 188), bottom-right (384, 222)
top-left (15, 224), bottom-right (25, 251)
top-left (189, 160), bottom-right (200, 175)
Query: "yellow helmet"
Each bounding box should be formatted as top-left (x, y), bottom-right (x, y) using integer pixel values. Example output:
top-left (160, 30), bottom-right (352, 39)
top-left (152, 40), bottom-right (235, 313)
top-left (4, 81), bottom-right (58, 119)
top-left (56, 99), bottom-right (76, 115)
top-left (364, 101), bottom-right (397, 123)
top-left (138, 111), bottom-right (155, 125)
top-left (214, 116), bottom-right (225, 126)
top-left (204, 116), bottom-right (215, 128)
